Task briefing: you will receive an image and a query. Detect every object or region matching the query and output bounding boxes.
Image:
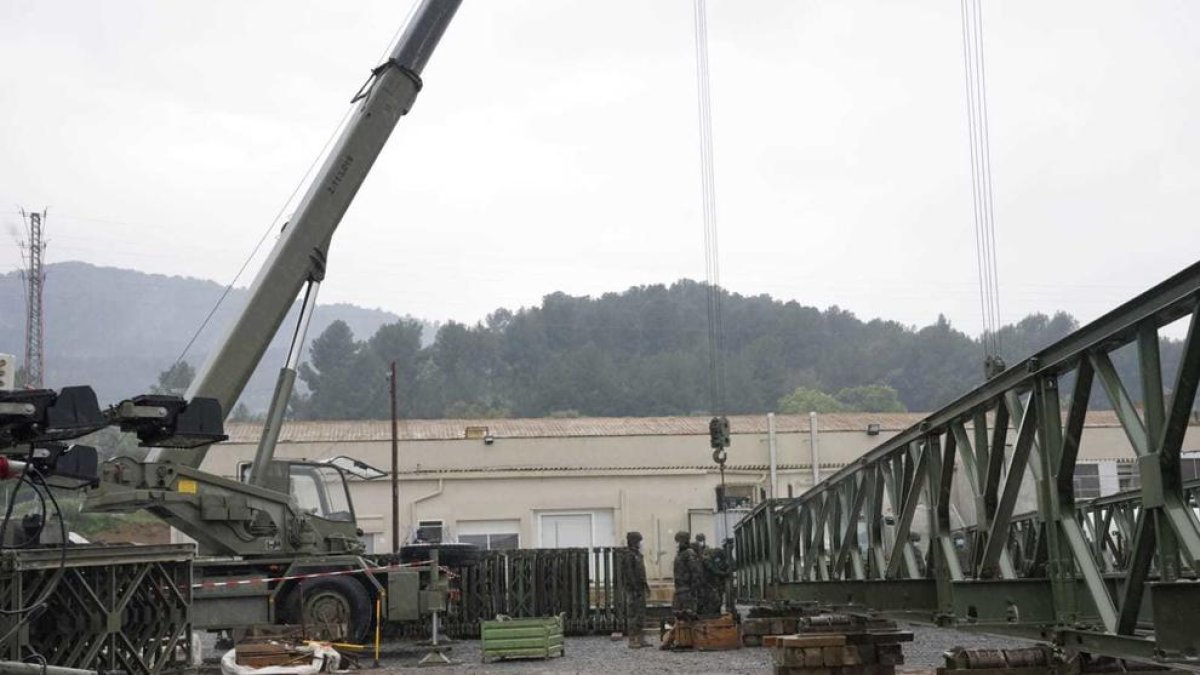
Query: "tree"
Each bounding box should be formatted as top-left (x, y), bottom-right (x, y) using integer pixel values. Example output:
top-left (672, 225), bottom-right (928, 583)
top-left (777, 387), bottom-right (846, 414)
top-left (228, 402), bottom-right (259, 422)
top-left (296, 320), bottom-right (372, 419)
top-left (835, 384), bottom-right (907, 413)
top-left (150, 361), bottom-right (194, 397)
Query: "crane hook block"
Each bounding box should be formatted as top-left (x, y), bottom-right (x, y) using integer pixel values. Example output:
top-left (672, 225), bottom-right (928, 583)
top-left (709, 416), bottom-right (731, 450)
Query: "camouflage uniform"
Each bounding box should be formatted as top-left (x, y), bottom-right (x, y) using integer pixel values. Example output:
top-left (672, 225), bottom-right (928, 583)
top-left (672, 531), bottom-right (703, 618)
top-left (702, 544), bottom-right (733, 616)
top-left (623, 531), bottom-right (649, 648)
top-left (692, 533), bottom-right (720, 617)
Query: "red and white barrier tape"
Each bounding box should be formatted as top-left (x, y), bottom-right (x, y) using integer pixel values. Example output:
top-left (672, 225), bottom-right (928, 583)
top-left (192, 561), bottom-right (455, 590)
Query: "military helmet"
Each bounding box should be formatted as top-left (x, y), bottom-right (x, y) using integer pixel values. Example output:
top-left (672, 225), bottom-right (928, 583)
top-left (626, 531), bottom-right (643, 546)
top-left (695, 533), bottom-right (707, 543)
top-left (674, 530), bottom-right (691, 545)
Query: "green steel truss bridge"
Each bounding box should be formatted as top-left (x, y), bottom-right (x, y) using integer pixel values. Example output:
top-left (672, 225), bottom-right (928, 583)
top-left (734, 260), bottom-right (1200, 666)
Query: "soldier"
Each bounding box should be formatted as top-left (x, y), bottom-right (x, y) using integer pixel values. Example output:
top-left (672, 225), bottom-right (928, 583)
top-left (623, 531), bottom-right (650, 648)
top-left (694, 533), bottom-right (720, 616)
top-left (671, 530), bottom-right (703, 619)
top-left (706, 540), bottom-right (734, 617)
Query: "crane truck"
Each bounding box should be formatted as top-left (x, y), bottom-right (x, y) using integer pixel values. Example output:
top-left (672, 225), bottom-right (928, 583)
top-left (1, 0), bottom-right (465, 644)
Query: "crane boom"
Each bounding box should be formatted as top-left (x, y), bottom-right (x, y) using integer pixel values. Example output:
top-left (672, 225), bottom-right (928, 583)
top-left (171, 0), bottom-right (460, 470)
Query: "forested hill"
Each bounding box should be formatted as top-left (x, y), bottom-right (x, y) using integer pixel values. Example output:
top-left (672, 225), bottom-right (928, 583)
top-left (0, 262), bottom-right (425, 409)
top-left (294, 279), bottom-right (1177, 420)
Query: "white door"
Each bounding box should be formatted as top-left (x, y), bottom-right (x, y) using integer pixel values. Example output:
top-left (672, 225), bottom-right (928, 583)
top-left (539, 513), bottom-right (593, 548)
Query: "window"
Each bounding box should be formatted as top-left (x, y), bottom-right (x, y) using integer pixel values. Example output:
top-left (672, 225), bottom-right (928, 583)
top-left (1182, 457), bottom-right (1200, 482)
top-left (539, 513), bottom-right (592, 548)
top-left (361, 533), bottom-right (379, 554)
top-left (1073, 464), bottom-right (1101, 499)
top-left (460, 533), bottom-right (519, 550)
top-left (1117, 463), bottom-right (1140, 491)
top-left (458, 519), bottom-right (520, 550)
top-left (535, 509), bottom-right (615, 548)
top-left (416, 520), bottom-right (444, 543)
top-left (289, 464), bottom-right (354, 522)
top-left (716, 484), bottom-right (755, 510)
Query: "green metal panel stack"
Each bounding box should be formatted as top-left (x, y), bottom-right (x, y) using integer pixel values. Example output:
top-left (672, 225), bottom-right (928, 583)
top-left (480, 613), bottom-right (566, 663)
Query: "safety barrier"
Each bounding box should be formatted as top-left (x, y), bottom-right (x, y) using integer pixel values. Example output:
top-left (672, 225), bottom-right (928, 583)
top-left (445, 546), bottom-right (634, 637)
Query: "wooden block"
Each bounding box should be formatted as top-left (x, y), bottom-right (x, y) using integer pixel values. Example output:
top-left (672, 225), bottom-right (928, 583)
top-left (764, 635), bottom-right (780, 648)
top-left (804, 647), bottom-right (825, 667)
top-left (781, 618), bottom-right (798, 633)
top-left (823, 646), bottom-right (848, 666)
top-left (780, 634), bottom-right (848, 648)
top-left (771, 619), bottom-right (785, 634)
top-left (744, 619), bottom-right (770, 636)
top-left (772, 647), bottom-right (805, 667)
top-left (876, 645), bottom-right (905, 666)
top-left (842, 645), bottom-right (864, 666)
top-left (855, 645), bottom-right (877, 664)
top-left (859, 631), bottom-right (915, 644)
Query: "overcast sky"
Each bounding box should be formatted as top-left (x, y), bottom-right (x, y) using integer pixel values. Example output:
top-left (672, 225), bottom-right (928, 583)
top-left (2, 1), bottom-right (1198, 340)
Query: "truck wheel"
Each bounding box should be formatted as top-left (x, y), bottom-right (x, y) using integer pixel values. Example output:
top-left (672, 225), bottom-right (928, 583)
top-left (282, 576), bottom-right (373, 643)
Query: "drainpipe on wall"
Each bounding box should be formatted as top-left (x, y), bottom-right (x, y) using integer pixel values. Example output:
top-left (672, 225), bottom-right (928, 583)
top-left (767, 412), bottom-right (778, 499)
top-left (809, 411), bottom-right (821, 486)
top-left (407, 479), bottom-right (444, 542)
top-left (619, 488), bottom-right (628, 540)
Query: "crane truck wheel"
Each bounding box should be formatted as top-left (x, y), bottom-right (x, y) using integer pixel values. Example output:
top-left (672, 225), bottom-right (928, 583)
top-left (280, 576), bottom-right (373, 643)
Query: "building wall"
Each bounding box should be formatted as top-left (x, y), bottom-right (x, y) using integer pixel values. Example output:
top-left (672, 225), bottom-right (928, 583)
top-left (192, 414), bottom-right (1199, 579)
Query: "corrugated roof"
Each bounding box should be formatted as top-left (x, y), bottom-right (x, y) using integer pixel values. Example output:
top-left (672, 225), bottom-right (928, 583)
top-left (224, 410), bottom-right (1132, 444)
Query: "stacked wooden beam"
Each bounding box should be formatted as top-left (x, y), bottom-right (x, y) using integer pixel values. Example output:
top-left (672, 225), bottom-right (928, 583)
top-left (742, 616), bottom-right (798, 647)
top-left (764, 613), bottom-right (912, 675)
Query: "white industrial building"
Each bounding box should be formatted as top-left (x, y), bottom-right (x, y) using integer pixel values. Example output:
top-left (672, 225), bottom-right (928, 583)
top-left (193, 412), bottom-right (1200, 579)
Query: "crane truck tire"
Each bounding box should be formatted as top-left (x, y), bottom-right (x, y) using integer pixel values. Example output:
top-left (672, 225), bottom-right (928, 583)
top-left (279, 575), bottom-right (373, 644)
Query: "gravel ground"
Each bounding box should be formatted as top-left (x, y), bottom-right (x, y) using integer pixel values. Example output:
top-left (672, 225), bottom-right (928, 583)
top-left (360, 623), bottom-right (1036, 674)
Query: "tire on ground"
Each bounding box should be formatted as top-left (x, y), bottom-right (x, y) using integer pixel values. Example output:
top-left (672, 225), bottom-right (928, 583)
top-left (280, 575), bottom-right (373, 643)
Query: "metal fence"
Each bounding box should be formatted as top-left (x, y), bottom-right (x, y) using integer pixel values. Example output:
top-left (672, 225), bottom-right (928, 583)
top-left (445, 546), bottom-right (634, 637)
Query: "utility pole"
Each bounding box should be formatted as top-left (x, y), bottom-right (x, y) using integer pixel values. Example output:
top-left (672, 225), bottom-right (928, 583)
top-left (19, 209), bottom-right (47, 389)
top-left (390, 360), bottom-right (399, 553)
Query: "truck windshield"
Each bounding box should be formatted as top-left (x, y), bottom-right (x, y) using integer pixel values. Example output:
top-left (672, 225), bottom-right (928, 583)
top-left (289, 464), bottom-right (354, 522)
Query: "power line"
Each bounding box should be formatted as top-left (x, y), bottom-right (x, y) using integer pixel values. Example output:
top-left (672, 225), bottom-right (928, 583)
top-left (170, 2), bottom-right (420, 369)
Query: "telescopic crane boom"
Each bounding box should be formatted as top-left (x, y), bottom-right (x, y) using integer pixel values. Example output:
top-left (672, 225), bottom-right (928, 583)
top-left (89, 0), bottom-right (461, 558)
top-left (175, 0), bottom-right (459, 472)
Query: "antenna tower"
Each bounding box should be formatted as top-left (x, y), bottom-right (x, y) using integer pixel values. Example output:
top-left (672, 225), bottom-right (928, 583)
top-left (19, 209), bottom-right (47, 389)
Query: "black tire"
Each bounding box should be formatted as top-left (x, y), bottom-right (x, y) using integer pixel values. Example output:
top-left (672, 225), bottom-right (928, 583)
top-left (397, 542), bottom-right (481, 567)
top-left (281, 575), bottom-right (373, 643)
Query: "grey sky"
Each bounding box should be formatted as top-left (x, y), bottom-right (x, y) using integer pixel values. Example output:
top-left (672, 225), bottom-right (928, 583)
top-left (2, 1), bottom-right (1198, 339)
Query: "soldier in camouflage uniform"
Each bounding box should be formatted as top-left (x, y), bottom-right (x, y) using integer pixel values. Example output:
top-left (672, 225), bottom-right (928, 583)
top-left (623, 531), bottom-right (649, 648)
top-left (692, 533), bottom-right (719, 616)
top-left (708, 540), bottom-right (735, 616)
top-left (672, 530), bottom-right (703, 619)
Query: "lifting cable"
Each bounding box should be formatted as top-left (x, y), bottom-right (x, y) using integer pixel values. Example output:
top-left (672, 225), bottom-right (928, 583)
top-left (693, 0), bottom-right (732, 521)
top-left (960, 0), bottom-right (1004, 376)
top-left (172, 3), bottom-right (420, 369)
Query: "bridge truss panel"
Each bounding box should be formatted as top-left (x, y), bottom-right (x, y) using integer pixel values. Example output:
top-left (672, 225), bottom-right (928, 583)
top-left (735, 261), bottom-right (1200, 664)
